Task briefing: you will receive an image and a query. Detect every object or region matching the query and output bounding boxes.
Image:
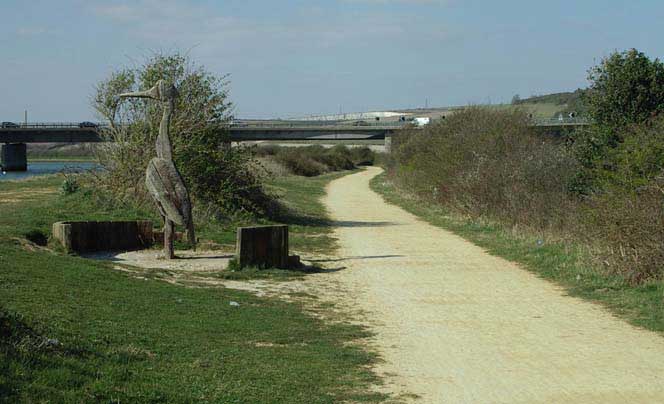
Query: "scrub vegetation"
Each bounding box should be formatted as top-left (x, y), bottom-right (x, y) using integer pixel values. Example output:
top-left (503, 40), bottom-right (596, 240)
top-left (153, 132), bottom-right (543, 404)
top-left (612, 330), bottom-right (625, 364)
top-left (256, 144), bottom-right (375, 177)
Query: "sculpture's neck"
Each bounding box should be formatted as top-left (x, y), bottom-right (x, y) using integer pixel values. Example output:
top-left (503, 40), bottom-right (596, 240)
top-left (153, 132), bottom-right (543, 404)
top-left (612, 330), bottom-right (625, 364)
top-left (156, 99), bottom-right (174, 160)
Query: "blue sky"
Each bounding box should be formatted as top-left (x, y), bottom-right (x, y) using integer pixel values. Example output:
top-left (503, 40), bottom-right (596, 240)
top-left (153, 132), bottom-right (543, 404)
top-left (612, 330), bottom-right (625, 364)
top-left (1, 0), bottom-right (663, 121)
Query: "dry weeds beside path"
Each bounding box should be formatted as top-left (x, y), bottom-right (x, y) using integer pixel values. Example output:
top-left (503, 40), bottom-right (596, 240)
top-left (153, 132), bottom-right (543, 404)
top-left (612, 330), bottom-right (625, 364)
top-left (323, 167), bottom-right (664, 403)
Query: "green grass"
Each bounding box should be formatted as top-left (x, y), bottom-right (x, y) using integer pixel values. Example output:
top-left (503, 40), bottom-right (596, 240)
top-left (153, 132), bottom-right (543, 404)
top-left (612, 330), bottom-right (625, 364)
top-left (166, 171), bottom-right (348, 256)
top-left (267, 171), bottom-right (350, 255)
top-left (0, 171), bottom-right (386, 403)
top-left (371, 173), bottom-right (664, 334)
top-left (0, 171), bottom-right (346, 257)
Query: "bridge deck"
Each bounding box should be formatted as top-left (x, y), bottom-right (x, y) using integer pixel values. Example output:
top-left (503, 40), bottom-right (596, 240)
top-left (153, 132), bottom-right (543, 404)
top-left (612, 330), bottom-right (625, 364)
top-left (0, 126), bottom-right (400, 143)
top-left (0, 119), bottom-right (589, 143)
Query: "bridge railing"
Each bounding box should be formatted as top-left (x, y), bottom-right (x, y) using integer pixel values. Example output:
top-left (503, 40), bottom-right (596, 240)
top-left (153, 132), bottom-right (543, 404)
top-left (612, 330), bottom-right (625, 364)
top-left (230, 120), bottom-right (407, 128)
top-left (14, 122), bottom-right (111, 129)
top-left (532, 117), bottom-right (591, 126)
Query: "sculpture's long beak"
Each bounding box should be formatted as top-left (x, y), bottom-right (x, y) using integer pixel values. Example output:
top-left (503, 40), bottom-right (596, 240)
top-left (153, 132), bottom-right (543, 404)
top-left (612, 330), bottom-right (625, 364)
top-left (118, 84), bottom-right (160, 100)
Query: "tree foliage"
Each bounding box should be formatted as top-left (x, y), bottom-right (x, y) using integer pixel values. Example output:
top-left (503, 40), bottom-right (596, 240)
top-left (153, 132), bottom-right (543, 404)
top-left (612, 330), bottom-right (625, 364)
top-left (92, 52), bottom-right (271, 219)
top-left (585, 48), bottom-right (664, 129)
top-left (572, 49), bottom-right (664, 193)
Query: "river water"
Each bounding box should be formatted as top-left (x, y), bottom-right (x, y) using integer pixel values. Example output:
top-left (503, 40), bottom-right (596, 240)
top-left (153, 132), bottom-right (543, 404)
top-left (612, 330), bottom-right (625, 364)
top-left (0, 161), bottom-right (99, 181)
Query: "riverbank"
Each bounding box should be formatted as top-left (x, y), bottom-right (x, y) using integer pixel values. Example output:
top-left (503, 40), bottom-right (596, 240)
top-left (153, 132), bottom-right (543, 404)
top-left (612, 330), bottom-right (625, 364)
top-left (0, 161), bottom-right (98, 182)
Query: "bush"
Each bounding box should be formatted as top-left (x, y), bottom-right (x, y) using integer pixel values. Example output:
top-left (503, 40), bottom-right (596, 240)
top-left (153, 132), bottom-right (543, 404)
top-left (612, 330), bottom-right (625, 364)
top-left (388, 107), bottom-right (579, 231)
top-left (257, 144), bottom-right (375, 176)
top-left (275, 149), bottom-right (328, 177)
top-left (578, 116), bottom-right (664, 282)
top-left (388, 106), bottom-right (664, 283)
top-left (177, 128), bottom-right (274, 217)
top-left (348, 147), bottom-right (375, 166)
top-left (583, 184), bottom-right (664, 283)
top-left (60, 176), bottom-right (79, 195)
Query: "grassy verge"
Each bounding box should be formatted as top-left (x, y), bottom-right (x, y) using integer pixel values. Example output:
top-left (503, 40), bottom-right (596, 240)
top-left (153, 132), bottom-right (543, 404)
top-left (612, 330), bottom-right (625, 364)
top-left (370, 172), bottom-right (664, 334)
top-left (1, 171), bottom-right (386, 403)
top-left (161, 171), bottom-right (348, 259)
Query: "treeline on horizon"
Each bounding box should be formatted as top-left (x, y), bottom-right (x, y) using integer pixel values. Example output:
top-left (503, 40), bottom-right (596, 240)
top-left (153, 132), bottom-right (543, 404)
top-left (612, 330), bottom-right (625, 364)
top-left (387, 48), bottom-right (664, 284)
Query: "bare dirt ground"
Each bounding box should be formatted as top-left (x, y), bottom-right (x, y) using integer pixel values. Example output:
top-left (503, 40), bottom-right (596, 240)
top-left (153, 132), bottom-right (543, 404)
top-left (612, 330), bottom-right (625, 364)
top-left (321, 167), bottom-right (664, 403)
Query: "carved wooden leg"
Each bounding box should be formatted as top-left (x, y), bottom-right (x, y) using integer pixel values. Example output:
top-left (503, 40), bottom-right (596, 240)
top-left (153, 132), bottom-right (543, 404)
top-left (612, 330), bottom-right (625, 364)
top-left (164, 219), bottom-right (175, 259)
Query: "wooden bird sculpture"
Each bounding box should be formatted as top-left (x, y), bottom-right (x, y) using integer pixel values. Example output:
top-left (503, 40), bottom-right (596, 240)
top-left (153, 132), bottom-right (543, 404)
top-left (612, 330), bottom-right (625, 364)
top-left (119, 80), bottom-right (195, 259)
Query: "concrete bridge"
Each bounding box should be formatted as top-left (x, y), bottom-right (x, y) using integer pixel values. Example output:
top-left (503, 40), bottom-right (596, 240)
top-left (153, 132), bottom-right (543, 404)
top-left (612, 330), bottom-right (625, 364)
top-left (0, 118), bottom-right (589, 171)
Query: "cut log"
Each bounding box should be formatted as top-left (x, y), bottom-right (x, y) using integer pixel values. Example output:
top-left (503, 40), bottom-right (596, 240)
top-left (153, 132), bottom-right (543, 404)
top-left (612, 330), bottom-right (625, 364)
top-left (236, 225), bottom-right (289, 269)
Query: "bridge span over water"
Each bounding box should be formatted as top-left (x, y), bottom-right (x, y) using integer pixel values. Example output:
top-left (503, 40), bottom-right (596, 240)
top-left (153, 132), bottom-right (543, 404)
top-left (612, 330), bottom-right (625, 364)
top-left (0, 121), bottom-right (402, 144)
top-left (0, 118), bottom-right (588, 171)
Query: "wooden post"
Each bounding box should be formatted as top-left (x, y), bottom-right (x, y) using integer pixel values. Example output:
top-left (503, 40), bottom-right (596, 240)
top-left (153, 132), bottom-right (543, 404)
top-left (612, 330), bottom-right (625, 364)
top-left (236, 225), bottom-right (289, 269)
top-left (1, 143), bottom-right (27, 171)
top-left (164, 219), bottom-right (175, 259)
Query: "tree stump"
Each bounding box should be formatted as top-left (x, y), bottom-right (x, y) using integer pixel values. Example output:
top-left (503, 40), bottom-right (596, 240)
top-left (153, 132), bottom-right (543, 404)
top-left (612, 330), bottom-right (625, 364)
top-left (236, 225), bottom-right (289, 269)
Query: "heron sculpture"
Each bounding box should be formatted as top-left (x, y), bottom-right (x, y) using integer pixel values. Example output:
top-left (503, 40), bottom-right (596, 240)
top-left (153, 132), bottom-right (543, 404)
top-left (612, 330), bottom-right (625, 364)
top-left (119, 80), bottom-right (196, 259)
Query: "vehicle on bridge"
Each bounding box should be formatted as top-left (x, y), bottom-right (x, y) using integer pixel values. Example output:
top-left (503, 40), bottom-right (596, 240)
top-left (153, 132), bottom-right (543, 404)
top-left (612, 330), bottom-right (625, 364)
top-left (1, 122), bottom-right (19, 128)
top-left (78, 121), bottom-right (99, 128)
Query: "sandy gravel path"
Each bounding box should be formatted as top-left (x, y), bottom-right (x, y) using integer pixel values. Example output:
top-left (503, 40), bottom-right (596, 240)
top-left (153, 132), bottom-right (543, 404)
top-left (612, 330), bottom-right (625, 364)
top-left (323, 167), bottom-right (664, 403)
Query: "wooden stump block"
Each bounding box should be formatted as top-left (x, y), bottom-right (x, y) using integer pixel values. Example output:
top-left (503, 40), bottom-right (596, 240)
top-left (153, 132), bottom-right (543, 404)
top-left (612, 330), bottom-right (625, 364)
top-left (52, 220), bottom-right (154, 253)
top-left (1, 143), bottom-right (27, 171)
top-left (236, 225), bottom-right (289, 269)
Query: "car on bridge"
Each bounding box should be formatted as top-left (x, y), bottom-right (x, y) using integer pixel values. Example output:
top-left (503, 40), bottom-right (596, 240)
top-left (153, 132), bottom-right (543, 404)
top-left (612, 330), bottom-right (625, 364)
top-left (78, 121), bottom-right (99, 128)
top-left (1, 122), bottom-right (19, 128)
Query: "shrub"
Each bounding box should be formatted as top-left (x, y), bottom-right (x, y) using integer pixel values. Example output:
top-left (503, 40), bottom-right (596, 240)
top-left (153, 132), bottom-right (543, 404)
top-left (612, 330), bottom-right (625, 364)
top-left (349, 147), bottom-right (375, 166)
top-left (578, 116), bottom-right (664, 282)
top-left (582, 183), bottom-right (664, 283)
top-left (388, 106), bottom-right (664, 283)
top-left (388, 107), bottom-right (579, 231)
top-left (275, 149), bottom-right (328, 177)
top-left (60, 176), bottom-right (79, 195)
top-left (257, 144), bottom-right (374, 176)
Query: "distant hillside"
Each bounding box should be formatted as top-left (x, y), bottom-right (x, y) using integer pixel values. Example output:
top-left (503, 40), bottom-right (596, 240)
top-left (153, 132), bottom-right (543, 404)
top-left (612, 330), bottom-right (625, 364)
top-left (514, 89), bottom-right (588, 117)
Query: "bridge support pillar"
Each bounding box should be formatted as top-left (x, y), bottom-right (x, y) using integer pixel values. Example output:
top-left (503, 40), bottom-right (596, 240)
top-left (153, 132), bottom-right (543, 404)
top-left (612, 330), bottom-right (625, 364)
top-left (1, 143), bottom-right (28, 171)
top-left (384, 136), bottom-right (392, 153)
